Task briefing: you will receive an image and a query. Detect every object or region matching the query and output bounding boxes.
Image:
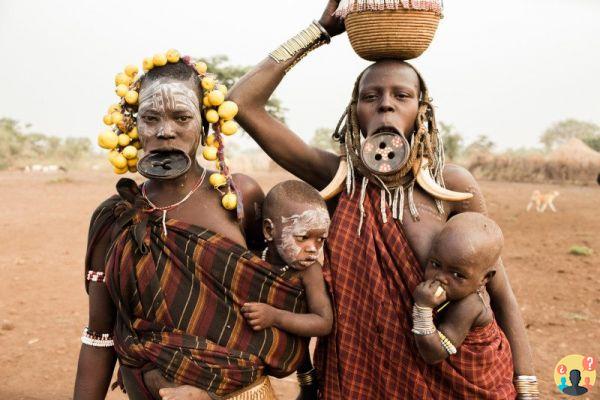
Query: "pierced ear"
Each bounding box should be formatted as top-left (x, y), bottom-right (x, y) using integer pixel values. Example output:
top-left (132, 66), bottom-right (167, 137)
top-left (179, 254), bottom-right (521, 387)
top-left (263, 219), bottom-right (274, 242)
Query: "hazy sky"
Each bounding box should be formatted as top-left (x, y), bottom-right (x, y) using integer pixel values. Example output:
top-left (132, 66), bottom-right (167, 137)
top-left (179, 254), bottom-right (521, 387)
top-left (1, 0), bottom-right (599, 150)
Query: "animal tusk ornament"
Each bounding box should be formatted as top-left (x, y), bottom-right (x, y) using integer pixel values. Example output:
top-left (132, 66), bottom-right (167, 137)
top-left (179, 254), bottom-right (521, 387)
top-left (319, 157), bottom-right (473, 203)
top-left (319, 158), bottom-right (348, 200)
top-left (413, 157), bottom-right (473, 202)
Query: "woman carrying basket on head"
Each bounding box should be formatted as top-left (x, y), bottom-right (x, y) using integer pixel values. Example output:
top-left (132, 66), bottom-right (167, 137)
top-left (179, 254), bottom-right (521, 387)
top-left (228, 1), bottom-right (539, 398)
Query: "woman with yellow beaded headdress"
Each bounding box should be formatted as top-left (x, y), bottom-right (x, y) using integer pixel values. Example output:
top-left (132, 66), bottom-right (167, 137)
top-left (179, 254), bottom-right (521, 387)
top-left (74, 50), bottom-right (308, 400)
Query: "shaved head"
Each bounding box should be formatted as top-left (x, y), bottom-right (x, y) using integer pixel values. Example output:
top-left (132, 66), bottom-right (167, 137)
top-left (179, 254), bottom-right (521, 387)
top-left (434, 212), bottom-right (504, 274)
top-left (263, 180), bottom-right (327, 221)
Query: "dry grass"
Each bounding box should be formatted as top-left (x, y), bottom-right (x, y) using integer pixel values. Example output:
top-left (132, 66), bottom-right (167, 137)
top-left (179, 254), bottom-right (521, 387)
top-left (467, 153), bottom-right (600, 185)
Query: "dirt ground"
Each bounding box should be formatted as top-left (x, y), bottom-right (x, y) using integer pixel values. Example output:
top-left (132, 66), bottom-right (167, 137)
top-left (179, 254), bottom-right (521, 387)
top-left (0, 170), bottom-right (598, 399)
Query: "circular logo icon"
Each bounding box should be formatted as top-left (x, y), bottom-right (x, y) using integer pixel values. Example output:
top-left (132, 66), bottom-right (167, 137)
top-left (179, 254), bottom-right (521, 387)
top-left (554, 354), bottom-right (597, 396)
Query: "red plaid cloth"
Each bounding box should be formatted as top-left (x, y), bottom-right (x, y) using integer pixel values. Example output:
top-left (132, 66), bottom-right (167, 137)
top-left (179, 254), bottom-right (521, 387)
top-left (314, 183), bottom-right (516, 399)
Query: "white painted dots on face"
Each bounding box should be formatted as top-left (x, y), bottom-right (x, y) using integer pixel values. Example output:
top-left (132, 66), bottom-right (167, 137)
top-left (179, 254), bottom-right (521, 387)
top-left (277, 209), bottom-right (330, 270)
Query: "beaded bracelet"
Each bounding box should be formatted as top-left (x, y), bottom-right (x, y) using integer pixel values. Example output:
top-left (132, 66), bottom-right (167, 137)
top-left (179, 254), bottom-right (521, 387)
top-left (269, 21), bottom-right (331, 73)
top-left (86, 271), bottom-right (106, 283)
top-left (411, 304), bottom-right (436, 336)
top-left (514, 375), bottom-right (539, 399)
top-left (297, 368), bottom-right (317, 387)
top-left (81, 327), bottom-right (114, 348)
top-left (437, 330), bottom-right (457, 355)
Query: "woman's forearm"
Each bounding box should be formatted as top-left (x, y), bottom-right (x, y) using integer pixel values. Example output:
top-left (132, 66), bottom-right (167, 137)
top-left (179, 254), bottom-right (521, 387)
top-left (489, 263), bottom-right (535, 375)
top-left (73, 345), bottom-right (117, 400)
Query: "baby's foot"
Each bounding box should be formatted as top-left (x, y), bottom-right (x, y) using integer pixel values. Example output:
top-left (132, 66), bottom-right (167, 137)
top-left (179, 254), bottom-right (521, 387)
top-left (159, 385), bottom-right (212, 400)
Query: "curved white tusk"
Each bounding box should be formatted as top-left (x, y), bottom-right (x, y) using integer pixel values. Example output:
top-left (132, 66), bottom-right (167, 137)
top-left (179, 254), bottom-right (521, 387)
top-left (320, 158), bottom-right (348, 200)
top-left (414, 158), bottom-right (473, 202)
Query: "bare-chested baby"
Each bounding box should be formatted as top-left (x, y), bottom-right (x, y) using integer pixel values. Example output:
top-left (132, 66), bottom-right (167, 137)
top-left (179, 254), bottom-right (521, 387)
top-left (411, 212), bottom-right (517, 397)
top-left (241, 180), bottom-right (334, 337)
top-left (158, 180), bottom-right (333, 400)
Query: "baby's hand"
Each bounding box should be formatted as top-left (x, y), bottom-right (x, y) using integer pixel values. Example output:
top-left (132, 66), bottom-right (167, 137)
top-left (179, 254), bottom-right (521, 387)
top-left (241, 302), bottom-right (278, 331)
top-left (413, 280), bottom-right (447, 308)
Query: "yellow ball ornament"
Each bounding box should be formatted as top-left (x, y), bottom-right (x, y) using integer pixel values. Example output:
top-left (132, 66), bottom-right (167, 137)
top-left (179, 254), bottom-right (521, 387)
top-left (127, 158), bottom-right (139, 168)
top-left (109, 151), bottom-right (128, 169)
top-left (222, 192), bottom-right (238, 210)
top-left (205, 134), bottom-right (216, 146)
top-left (208, 90), bottom-right (225, 107)
top-left (122, 145), bottom-right (138, 160)
top-left (202, 146), bottom-right (218, 161)
top-left (218, 101), bottom-right (238, 121)
top-left (98, 130), bottom-right (119, 150)
top-left (209, 173), bottom-right (227, 188)
top-left (195, 62), bottom-right (208, 74)
top-left (125, 90), bottom-right (139, 105)
top-left (203, 96), bottom-right (211, 108)
top-left (217, 84), bottom-right (228, 96)
top-left (115, 73), bottom-right (132, 86)
top-left (114, 166), bottom-right (129, 175)
top-left (201, 76), bottom-right (215, 91)
top-left (205, 109), bottom-right (219, 124)
top-left (153, 53), bottom-right (168, 67)
top-left (108, 104), bottom-right (121, 114)
top-left (103, 114), bottom-right (113, 126)
top-left (116, 84), bottom-right (129, 98)
top-left (143, 57), bottom-right (154, 71)
top-left (118, 134), bottom-right (131, 147)
top-left (128, 127), bottom-right (139, 140)
top-left (166, 49), bottom-right (180, 63)
top-left (125, 64), bottom-right (139, 78)
top-left (111, 112), bottom-right (124, 124)
top-left (128, 165), bottom-right (138, 173)
top-left (221, 120), bottom-right (238, 136)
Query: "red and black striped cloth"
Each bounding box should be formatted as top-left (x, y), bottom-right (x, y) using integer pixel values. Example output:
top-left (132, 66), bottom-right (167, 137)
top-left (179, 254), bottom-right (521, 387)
top-left (314, 184), bottom-right (516, 399)
top-left (86, 179), bottom-right (307, 396)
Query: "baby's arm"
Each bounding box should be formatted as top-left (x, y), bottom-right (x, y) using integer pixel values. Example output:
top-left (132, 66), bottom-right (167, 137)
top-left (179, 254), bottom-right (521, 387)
top-left (242, 263), bottom-right (333, 337)
top-left (412, 280), bottom-right (483, 364)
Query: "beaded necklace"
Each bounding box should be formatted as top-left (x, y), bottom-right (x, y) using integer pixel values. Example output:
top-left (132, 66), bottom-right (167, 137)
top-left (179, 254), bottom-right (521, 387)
top-left (142, 168), bottom-right (207, 236)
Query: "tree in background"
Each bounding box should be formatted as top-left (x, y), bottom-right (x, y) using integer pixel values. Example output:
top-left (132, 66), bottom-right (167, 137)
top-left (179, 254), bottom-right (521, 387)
top-left (438, 122), bottom-right (463, 161)
top-left (540, 119), bottom-right (600, 151)
top-left (310, 127), bottom-right (337, 153)
top-left (464, 135), bottom-right (495, 158)
top-left (202, 55), bottom-right (287, 123)
top-left (0, 117), bottom-right (93, 170)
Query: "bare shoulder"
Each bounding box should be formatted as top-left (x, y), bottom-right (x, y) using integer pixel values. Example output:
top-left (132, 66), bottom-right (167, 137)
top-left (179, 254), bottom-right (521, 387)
top-left (442, 163), bottom-right (487, 215)
top-left (441, 293), bottom-right (486, 329)
top-left (232, 173), bottom-right (264, 200)
top-left (232, 173), bottom-right (265, 250)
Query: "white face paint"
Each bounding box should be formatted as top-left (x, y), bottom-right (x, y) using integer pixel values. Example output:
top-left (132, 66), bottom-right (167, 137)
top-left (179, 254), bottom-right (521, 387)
top-left (277, 209), bottom-right (330, 269)
top-left (139, 79), bottom-right (200, 116)
top-left (137, 79), bottom-right (202, 153)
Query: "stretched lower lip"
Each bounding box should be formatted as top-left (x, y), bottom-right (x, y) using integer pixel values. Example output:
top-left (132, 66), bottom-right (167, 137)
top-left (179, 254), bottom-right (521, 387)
top-left (372, 126), bottom-right (401, 136)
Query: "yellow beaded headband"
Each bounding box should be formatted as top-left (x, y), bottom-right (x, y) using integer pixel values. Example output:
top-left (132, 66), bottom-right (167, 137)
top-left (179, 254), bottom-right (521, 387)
top-left (97, 49), bottom-right (240, 212)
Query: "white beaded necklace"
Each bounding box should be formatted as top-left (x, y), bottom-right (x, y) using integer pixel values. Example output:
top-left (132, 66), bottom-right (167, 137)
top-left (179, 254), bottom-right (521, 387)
top-left (261, 247), bottom-right (290, 273)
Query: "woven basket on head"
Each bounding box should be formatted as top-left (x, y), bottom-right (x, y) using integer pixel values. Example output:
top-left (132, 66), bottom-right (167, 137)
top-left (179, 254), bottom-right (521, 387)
top-left (345, 9), bottom-right (441, 61)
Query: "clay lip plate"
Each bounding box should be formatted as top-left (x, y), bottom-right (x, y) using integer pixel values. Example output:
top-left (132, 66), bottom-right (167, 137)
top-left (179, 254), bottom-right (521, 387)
top-left (360, 131), bottom-right (410, 175)
top-left (137, 150), bottom-right (192, 180)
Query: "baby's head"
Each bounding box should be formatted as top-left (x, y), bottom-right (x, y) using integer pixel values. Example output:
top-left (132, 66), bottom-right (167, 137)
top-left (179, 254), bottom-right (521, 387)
top-left (263, 180), bottom-right (330, 270)
top-left (425, 212), bottom-right (503, 301)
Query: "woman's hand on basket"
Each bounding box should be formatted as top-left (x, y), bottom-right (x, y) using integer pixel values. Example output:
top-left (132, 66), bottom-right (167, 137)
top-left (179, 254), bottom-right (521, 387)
top-left (319, 0), bottom-right (345, 37)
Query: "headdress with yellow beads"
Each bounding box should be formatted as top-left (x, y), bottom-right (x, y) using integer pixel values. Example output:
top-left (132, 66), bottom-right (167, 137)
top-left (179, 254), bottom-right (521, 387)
top-left (97, 49), bottom-right (241, 213)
